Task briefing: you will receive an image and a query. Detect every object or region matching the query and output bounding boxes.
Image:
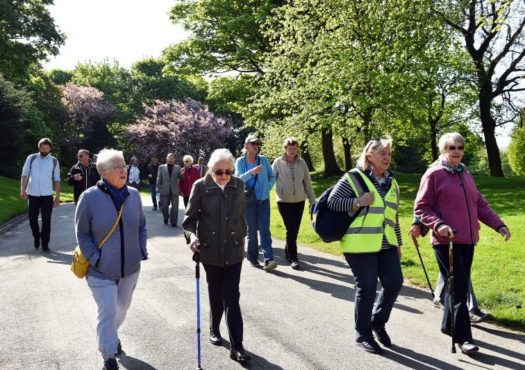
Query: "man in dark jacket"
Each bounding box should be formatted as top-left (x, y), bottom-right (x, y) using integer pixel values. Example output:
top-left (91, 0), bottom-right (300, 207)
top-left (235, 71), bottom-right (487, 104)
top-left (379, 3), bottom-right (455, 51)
top-left (67, 149), bottom-right (100, 204)
top-left (147, 156), bottom-right (159, 211)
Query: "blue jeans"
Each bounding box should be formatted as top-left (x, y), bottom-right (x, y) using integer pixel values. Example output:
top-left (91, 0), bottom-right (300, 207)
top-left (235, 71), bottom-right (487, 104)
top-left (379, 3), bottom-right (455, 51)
top-left (149, 183), bottom-right (157, 209)
top-left (344, 248), bottom-right (403, 341)
top-left (245, 199), bottom-right (274, 262)
top-left (86, 271), bottom-right (140, 359)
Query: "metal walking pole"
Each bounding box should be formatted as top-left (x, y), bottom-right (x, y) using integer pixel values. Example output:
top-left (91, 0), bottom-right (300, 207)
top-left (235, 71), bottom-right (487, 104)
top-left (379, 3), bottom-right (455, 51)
top-left (195, 252), bottom-right (204, 370)
top-left (411, 236), bottom-right (434, 298)
top-left (448, 237), bottom-right (456, 353)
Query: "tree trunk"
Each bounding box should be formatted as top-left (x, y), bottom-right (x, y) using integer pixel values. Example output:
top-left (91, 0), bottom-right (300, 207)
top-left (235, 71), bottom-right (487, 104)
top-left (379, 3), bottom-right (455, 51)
top-left (342, 137), bottom-right (352, 171)
top-left (430, 119), bottom-right (439, 161)
top-left (321, 127), bottom-right (342, 177)
top-left (479, 93), bottom-right (503, 177)
top-left (300, 140), bottom-right (315, 171)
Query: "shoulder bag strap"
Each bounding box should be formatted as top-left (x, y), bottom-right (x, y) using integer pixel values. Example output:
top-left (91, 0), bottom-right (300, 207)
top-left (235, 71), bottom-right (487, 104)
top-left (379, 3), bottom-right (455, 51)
top-left (97, 201), bottom-right (126, 250)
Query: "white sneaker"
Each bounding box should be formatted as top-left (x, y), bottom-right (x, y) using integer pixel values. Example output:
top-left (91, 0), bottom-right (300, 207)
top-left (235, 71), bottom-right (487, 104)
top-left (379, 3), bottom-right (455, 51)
top-left (263, 260), bottom-right (278, 271)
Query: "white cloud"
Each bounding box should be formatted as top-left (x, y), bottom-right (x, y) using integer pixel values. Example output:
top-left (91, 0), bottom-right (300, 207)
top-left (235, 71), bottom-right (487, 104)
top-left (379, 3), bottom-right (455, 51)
top-left (44, 0), bottom-right (189, 70)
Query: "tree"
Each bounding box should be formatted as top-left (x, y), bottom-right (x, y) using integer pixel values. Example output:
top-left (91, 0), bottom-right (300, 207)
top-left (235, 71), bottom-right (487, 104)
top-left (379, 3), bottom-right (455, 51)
top-left (0, 73), bottom-right (50, 177)
top-left (0, 0), bottom-right (64, 81)
top-left (433, 0), bottom-right (525, 176)
top-left (125, 99), bottom-right (234, 162)
top-left (508, 119), bottom-right (525, 175)
top-left (61, 83), bottom-right (115, 155)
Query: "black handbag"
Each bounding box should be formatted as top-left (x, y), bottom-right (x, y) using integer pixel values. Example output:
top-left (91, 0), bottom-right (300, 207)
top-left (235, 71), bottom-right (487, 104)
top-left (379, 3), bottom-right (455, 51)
top-left (244, 156), bottom-right (259, 207)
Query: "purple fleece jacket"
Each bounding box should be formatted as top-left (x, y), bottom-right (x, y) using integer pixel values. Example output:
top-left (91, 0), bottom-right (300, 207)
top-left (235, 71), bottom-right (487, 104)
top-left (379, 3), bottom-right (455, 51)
top-left (414, 164), bottom-right (505, 246)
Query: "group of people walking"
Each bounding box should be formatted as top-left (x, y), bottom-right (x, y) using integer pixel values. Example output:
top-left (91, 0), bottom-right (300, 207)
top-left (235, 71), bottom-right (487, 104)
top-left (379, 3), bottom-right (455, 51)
top-left (18, 131), bottom-right (511, 369)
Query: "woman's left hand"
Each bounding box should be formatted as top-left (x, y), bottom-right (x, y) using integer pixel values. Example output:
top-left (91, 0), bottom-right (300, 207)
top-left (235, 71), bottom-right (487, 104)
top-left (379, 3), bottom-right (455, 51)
top-left (499, 226), bottom-right (511, 241)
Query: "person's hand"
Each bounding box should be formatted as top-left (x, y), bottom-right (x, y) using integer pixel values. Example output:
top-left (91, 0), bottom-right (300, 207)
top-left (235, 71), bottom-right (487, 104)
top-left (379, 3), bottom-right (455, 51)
top-left (498, 226), bottom-right (511, 241)
top-left (190, 238), bottom-right (200, 253)
top-left (54, 198), bottom-right (60, 207)
top-left (148, 174), bottom-right (152, 178)
top-left (357, 192), bottom-right (374, 207)
top-left (437, 224), bottom-right (454, 238)
top-left (408, 225), bottom-right (421, 238)
top-left (74, 173), bottom-right (82, 181)
top-left (250, 165), bottom-right (263, 175)
top-left (20, 190), bottom-right (28, 200)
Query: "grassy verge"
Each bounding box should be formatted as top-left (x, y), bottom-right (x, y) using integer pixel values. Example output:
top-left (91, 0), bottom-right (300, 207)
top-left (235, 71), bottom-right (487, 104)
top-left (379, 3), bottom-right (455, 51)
top-left (0, 176), bottom-right (74, 224)
top-left (270, 172), bottom-right (525, 331)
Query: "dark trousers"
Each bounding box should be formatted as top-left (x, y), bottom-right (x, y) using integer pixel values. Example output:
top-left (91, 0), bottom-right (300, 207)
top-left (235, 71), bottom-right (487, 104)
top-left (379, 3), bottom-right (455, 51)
top-left (277, 201), bottom-right (305, 262)
top-left (28, 195), bottom-right (54, 247)
top-left (183, 196), bottom-right (189, 208)
top-left (344, 248), bottom-right (403, 341)
top-left (203, 262), bottom-right (243, 348)
top-left (149, 183), bottom-right (157, 209)
top-left (434, 244), bottom-right (474, 343)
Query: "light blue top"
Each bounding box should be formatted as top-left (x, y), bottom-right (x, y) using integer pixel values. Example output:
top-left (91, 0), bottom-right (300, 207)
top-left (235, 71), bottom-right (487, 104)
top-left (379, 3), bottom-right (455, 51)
top-left (21, 154), bottom-right (60, 196)
top-left (235, 155), bottom-right (275, 201)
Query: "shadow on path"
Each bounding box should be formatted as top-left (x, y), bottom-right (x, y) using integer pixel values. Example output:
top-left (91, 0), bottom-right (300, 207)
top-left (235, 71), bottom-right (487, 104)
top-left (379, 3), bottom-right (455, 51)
top-left (118, 355), bottom-right (157, 369)
top-left (386, 346), bottom-right (464, 370)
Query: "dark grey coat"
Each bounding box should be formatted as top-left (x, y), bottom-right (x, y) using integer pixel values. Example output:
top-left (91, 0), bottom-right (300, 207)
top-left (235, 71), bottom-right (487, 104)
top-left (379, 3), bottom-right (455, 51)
top-left (182, 174), bottom-right (247, 267)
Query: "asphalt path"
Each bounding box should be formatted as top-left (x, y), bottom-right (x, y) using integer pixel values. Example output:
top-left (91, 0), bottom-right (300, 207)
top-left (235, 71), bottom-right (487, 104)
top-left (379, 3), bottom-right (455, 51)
top-left (0, 198), bottom-right (523, 370)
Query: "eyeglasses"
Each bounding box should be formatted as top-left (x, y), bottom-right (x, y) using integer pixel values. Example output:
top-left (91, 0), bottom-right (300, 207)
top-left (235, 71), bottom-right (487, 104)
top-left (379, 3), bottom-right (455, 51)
top-left (110, 165), bottom-right (127, 171)
top-left (448, 145), bottom-right (464, 151)
top-left (213, 169), bottom-right (233, 176)
top-left (249, 142), bottom-right (261, 146)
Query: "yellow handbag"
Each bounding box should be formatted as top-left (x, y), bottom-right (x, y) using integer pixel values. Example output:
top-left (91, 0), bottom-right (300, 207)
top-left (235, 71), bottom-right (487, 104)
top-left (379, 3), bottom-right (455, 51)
top-left (71, 203), bottom-right (125, 279)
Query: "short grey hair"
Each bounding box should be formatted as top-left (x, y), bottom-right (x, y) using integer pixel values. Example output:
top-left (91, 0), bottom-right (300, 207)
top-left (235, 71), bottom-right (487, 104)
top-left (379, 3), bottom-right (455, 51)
top-left (207, 149), bottom-right (235, 173)
top-left (183, 155), bottom-right (194, 164)
top-left (96, 148), bottom-right (124, 174)
top-left (438, 132), bottom-right (465, 154)
top-left (356, 136), bottom-right (393, 170)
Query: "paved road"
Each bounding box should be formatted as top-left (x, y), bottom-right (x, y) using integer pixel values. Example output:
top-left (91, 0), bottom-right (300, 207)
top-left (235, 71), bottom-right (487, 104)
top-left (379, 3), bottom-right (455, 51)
top-left (0, 198), bottom-right (523, 370)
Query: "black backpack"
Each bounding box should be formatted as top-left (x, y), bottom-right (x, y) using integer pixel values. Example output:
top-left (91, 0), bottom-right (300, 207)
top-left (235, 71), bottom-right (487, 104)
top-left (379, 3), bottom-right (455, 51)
top-left (310, 170), bottom-right (369, 243)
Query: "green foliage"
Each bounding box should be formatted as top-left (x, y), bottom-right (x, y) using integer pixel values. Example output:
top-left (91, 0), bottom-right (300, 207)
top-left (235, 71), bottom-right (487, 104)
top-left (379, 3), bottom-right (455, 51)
top-left (165, 0), bottom-right (284, 74)
top-left (508, 125), bottom-right (525, 176)
top-left (0, 0), bottom-right (64, 81)
top-left (47, 69), bottom-right (73, 85)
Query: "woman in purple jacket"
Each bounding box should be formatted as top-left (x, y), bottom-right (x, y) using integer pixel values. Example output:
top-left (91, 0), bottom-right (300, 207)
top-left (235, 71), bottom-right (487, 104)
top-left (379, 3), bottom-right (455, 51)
top-left (414, 132), bottom-right (511, 354)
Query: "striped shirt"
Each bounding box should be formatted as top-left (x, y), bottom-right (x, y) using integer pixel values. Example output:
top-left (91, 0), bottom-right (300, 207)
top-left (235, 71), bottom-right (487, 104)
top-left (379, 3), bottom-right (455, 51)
top-left (327, 169), bottom-right (402, 249)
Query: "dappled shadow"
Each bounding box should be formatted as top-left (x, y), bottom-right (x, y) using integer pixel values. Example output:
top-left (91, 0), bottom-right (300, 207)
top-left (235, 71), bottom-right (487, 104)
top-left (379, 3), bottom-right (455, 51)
top-left (385, 346), bottom-right (464, 370)
top-left (472, 336), bottom-right (525, 362)
top-left (460, 350), bottom-right (525, 369)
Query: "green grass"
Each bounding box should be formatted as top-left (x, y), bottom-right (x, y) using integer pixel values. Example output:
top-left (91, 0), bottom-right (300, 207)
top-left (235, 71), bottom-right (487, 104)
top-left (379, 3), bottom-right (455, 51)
top-left (0, 176), bottom-right (74, 224)
top-left (270, 172), bottom-right (525, 331)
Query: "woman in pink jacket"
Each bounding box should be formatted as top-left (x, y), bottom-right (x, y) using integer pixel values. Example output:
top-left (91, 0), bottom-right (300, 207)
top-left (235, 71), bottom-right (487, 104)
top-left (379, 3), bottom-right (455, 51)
top-left (414, 132), bottom-right (511, 354)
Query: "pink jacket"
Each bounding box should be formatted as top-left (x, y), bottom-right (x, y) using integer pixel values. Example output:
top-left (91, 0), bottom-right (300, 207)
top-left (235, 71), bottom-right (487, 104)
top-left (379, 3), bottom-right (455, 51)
top-left (414, 165), bottom-right (505, 246)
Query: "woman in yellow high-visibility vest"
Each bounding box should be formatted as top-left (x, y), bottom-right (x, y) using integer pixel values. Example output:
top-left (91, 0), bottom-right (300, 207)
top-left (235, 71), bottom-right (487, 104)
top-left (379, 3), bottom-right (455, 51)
top-left (327, 136), bottom-right (403, 355)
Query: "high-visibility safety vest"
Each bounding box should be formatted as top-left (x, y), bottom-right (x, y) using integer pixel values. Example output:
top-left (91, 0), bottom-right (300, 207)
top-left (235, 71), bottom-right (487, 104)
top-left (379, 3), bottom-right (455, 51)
top-left (340, 170), bottom-right (400, 253)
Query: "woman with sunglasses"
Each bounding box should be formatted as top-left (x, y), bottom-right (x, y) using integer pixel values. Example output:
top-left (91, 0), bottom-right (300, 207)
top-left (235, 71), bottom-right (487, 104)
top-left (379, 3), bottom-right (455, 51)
top-left (414, 132), bottom-right (511, 354)
top-left (327, 136), bottom-right (403, 354)
top-left (182, 149), bottom-right (251, 364)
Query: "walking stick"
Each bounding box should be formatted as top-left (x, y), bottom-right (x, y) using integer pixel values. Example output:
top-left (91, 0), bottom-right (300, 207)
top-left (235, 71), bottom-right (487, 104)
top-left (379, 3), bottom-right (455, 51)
top-left (411, 236), bottom-right (434, 298)
top-left (194, 252), bottom-right (204, 370)
top-left (448, 237), bottom-right (456, 353)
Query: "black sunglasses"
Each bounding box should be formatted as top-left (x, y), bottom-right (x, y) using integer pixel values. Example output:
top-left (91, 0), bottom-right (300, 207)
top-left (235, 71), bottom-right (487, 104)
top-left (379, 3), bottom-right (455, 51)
top-left (448, 145), bottom-right (464, 151)
top-left (214, 169), bottom-right (233, 176)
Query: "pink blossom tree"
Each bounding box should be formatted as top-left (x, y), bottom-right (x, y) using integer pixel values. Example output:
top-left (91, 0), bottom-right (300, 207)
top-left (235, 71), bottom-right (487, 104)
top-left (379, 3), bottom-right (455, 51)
top-left (126, 98), bottom-right (234, 162)
top-left (61, 83), bottom-right (115, 152)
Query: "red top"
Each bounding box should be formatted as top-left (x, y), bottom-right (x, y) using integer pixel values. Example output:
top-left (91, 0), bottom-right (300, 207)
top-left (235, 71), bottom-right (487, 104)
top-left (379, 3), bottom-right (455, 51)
top-left (179, 166), bottom-right (200, 197)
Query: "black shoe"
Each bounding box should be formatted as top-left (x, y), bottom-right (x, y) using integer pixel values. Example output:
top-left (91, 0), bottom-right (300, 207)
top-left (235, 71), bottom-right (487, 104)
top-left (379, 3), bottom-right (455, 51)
top-left (152, 207), bottom-right (157, 211)
top-left (209, 330), bottom-right (222, 345)
top-left (163, 218), bottom-right (168, 225)
top-left (230, 345), bottom-right (251, 364)
top-left (116, 339), bottom-right (124, 356)
top-left (171, 224), bottom-right (178, 228)
top-left (291, 260), bottom-right (301, 270)
top-left (42, 246), bottom-right (50, 253)
top-left (103, 357), bottom-right (119, 370)
top-left (359, 339), bottom-right (383, 354)
top-left (34, 239), bottom-right (40, 249)
top-left (250, 260), bottom-right (262, 268)
top-left (373, 328), bottom-right (392, 347)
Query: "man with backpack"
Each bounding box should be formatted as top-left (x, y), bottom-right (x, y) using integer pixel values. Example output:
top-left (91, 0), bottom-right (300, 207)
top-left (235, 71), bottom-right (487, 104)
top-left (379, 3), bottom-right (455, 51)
top-left (20, 138), bottom-right (61, 252)
top-left (67, 149), bottom-right (100, 204)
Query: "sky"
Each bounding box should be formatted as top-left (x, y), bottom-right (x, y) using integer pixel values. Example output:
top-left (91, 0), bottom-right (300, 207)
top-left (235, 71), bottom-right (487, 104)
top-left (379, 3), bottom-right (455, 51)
top-left (44, 0), bottom-right (188, 71)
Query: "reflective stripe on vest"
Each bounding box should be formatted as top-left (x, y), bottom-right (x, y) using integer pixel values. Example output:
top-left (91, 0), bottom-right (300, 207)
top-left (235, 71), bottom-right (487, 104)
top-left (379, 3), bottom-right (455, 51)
top-left (340, 170), bottom-right (399, 253)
